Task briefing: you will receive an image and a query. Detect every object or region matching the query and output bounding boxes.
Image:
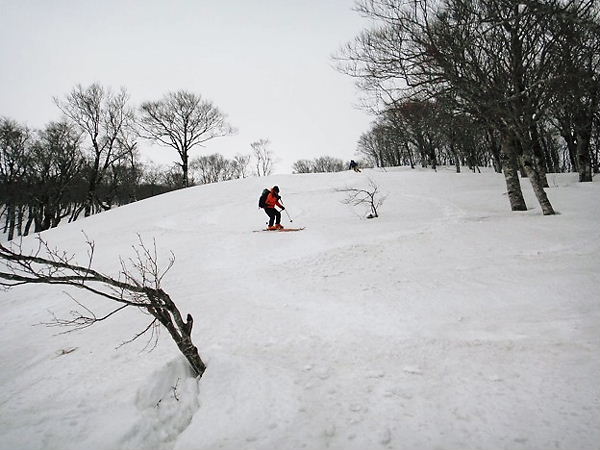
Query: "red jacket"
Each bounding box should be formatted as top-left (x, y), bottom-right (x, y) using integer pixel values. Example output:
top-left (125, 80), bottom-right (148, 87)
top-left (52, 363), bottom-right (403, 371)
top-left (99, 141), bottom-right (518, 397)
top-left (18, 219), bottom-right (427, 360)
top-left (265, 190), bottom-right (283, 209)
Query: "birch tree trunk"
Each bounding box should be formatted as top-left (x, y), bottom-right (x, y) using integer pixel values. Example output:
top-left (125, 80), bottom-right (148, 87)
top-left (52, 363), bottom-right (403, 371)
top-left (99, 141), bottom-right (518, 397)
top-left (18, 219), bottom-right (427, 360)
top-left (519, 154), bottom-right (556, 215)
top-left (501, 134), bottom-right (527, 212)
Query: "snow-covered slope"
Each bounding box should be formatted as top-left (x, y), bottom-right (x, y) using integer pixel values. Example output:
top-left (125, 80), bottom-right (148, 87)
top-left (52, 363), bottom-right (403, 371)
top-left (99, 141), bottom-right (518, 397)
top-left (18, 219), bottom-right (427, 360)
top-left (1, 168), bottom-right (599, 450)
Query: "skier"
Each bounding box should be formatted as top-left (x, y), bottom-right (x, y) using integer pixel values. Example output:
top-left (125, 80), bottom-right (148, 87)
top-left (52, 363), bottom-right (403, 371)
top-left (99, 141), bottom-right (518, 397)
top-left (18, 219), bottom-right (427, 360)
top-left (349, 160), bottom-right (361, 172)
top-left (262, 186), bottom-right (285, 230)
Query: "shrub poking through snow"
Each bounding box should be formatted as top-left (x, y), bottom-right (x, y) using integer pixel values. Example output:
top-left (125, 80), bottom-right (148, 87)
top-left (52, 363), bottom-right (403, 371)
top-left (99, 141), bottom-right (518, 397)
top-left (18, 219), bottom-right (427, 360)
top-left (339, 178), bottom-right (386, 219)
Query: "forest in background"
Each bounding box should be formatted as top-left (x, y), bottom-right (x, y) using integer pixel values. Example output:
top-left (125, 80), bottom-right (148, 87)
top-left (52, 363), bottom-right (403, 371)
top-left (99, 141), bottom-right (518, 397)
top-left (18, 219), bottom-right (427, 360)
top-left (336, 0), bottom-right (599, 216)
top-left (2, 0), bottom-right (599, 239)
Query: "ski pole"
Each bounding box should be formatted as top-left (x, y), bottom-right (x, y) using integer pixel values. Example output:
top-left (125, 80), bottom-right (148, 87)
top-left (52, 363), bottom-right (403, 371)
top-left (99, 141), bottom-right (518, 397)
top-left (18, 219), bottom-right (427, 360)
top-left (279, 199), bottom-right (293, 222)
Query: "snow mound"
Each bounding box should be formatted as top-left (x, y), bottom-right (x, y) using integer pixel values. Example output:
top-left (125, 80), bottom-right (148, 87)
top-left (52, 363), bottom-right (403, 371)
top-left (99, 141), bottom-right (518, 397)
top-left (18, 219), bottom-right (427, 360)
top-left (1, 168), bottom-right (599, 450)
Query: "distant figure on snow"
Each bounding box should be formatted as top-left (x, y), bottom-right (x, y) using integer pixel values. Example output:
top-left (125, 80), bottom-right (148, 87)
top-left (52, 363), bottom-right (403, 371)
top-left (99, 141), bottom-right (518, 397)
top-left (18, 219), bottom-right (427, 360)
top-left (349, 160), bottom-right (361, 172)
top-left (259, 186), bottom-right (285, 230)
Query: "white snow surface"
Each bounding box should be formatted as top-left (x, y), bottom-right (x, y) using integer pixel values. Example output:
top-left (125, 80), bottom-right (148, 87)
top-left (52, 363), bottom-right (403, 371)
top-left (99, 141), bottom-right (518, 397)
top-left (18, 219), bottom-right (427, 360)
top-left (1, 168), bottom-right (599, 450)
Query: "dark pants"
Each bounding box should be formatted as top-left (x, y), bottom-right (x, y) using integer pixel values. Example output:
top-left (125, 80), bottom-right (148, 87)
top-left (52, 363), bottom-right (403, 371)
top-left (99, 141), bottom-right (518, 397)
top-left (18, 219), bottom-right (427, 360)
top-left (264, 208), bottom-right (281, 226)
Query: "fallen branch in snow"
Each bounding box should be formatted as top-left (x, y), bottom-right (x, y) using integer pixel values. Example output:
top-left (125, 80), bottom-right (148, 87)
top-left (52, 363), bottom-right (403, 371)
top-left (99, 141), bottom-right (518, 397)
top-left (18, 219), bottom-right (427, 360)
top-left (0, 234), bottom-right (206, 378)
top-left (172, 377), bottom-right (181, 402)
top-left (154, 377), bottom-right (182, 408)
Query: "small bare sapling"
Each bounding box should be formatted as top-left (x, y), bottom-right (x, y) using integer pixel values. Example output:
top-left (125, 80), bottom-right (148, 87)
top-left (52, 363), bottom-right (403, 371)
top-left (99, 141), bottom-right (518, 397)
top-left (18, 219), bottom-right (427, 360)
top-left (339, 178), bottom-right (386, 219)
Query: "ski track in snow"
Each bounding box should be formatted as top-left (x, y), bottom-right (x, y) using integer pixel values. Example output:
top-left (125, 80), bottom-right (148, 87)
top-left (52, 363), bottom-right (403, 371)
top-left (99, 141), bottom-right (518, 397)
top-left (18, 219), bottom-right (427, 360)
top-left (1, 168), bottom-right (599, 450)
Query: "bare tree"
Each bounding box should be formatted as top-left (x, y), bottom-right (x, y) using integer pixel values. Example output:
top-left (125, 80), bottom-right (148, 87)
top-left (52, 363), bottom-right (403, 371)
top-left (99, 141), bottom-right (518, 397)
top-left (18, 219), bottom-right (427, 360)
top-left (161, 164), bottom-right (187, 189)
top-left (232, 154), bottom-right (251, 179)
top-left (55, 83), bottom-right (135, 217)
top-left (388, 101), bottom-right (441, 170)
top-left (0, 118), bottom-right (32, 240)
top-left (292, 156), bottom-right (346, 173)
top-left (548, 2), bottom-right (600, 182)
top-left (0, 236), bottom-right (206, 378)
top-left (189, 153), bottom-right (252, 184)
top-left (139, 91), bottom-right (235, 187)
top-left (339, 178), bottom-right (386, 219)
top-left (251, 139), bottom-right (274, 176)
top-left (357, 125), bottom-right (390, 168)
top-left (28, 121), bottom-right (85, 232)
top-left (336, 0), bottom-right (600, 214)
top-left (112, 121), bottom-right (143, 204)
top-left (312, 156), bottom-right (346, 173)
top-left (190, 153), bottom-right (234, 185)
top-left (292, 159), bottom-right (313, 174)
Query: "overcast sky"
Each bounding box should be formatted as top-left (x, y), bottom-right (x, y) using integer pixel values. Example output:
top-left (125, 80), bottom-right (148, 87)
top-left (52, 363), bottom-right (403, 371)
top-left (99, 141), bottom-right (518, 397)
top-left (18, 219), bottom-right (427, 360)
top-left (0, 0), bottom-right (373, 173)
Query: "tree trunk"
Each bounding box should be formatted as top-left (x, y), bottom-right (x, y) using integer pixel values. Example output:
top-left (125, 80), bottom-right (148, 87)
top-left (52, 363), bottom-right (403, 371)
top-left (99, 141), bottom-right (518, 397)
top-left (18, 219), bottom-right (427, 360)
top-left (24, 212), bottom-right (35, 236)
top-left (176, 330), bottom-right (206, 378)
top-left (593, 134), bottom-right (599, 174)
top-left (543, 131), bottom-right (560, 173)
top-left (16, 206), bottom-right (24, 237)
top-left (451, 143), bottom-right (461, 173)
top-left (530, 124), bottom-right (549, 188)
top-left (561, 130), bottom-right (578, 171)
top-left (150, 290), bottom-right (206, 378)
top-left (7, 203), bottom-right (15, 241)
top-left (181, 153), bottom-right (189, 188)
top-left (577, 142), bottom-right (593, 182)
top-left (428, 141), bottom-right (438, 171)
top-left (487, 129), bottom-right (503, 173)
top-left (501, 134), bottom-right (527, 211)
top-left (516, 126), bottom-right (553, 210)
top-left (404, 142), bottom-right (415, 169)
top-left (519, 154), bottom-right (555, 215)
top-left (576, 127), bottom-right (593, 182)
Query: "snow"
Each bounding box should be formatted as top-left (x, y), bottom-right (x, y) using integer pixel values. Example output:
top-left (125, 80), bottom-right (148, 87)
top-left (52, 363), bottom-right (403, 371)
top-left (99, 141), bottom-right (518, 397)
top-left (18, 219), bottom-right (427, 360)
top-left (1, 168), bottom-right (599, 450)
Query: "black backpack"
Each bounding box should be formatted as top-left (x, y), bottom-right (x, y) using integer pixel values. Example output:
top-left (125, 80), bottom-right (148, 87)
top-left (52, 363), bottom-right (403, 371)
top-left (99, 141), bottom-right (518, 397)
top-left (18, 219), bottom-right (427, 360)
top-left (258, 188), bottom-right (270, 208)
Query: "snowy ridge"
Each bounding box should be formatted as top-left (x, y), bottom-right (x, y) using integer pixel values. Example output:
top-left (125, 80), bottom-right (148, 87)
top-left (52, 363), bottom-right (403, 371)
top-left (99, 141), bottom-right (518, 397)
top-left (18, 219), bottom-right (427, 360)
top-left (1, 168), bottom-right (599, 450)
